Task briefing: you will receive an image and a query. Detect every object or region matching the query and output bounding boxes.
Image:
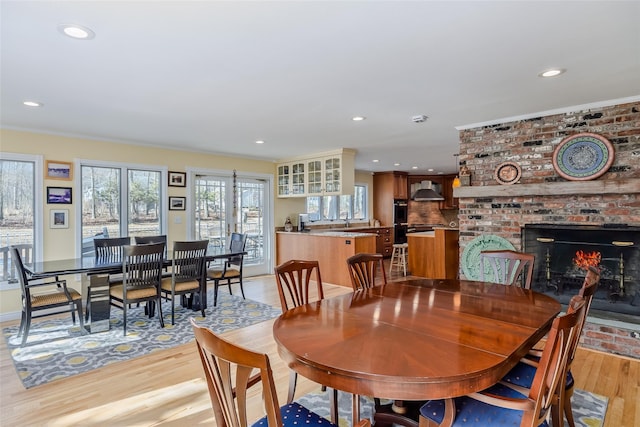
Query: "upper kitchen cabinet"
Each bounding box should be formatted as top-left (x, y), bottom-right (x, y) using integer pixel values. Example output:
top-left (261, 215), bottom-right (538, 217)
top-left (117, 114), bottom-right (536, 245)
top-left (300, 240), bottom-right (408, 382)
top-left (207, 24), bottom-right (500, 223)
top-left (277, 148), bottom-right (356, 198)
top-left (276, 160), bottom-right (306, 197)
top-left (408, 174), bottom-right (458, 209)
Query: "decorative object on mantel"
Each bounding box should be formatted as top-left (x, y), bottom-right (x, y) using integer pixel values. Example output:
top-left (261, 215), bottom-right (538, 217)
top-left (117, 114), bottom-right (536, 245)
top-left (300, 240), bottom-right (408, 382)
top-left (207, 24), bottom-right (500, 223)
top-left (461, 234), bottom-right (515, 280)
top-left (459, 164), bottom-right (471, 186)
top-left (494, 161), bottom-right (522, 185)
top-left (552, 132), bottom-right (615, 181)
top-left (284, 216), bottom-right (293, 232)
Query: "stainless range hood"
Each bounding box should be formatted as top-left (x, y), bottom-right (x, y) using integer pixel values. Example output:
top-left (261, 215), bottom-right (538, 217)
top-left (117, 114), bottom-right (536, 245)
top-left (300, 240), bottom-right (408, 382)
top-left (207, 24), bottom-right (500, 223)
top-left (412, 181), bottom-right (444, 201)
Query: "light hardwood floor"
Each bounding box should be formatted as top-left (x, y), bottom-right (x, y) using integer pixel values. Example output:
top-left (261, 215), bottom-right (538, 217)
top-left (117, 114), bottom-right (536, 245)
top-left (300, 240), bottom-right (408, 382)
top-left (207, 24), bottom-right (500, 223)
top-left (1, 274), bottom-right (637, 427)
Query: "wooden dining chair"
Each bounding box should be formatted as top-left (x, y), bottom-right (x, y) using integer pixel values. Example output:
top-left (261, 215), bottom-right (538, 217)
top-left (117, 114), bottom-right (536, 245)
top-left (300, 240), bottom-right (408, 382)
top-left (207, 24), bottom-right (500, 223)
top-left (274, 259), bottom-right (339, 417)
top-left (347, 253), bottom-right (387, 291)
top-left (190, 318), bottom-right (371, 427)
top-left (207, 232), bottom-right (247, 306)
top-left (418, 295), bottom-right (587, 427)
top-left (160, 240), bottom-right (208, 325)
top-left (479, 250), bottom-right (535, 289)
top-left (502, 266), bottom-right (601, 427)
top-left (110, 242), bottom-right (165, 335)
top-left (10, 246), bottom-right (84, 347)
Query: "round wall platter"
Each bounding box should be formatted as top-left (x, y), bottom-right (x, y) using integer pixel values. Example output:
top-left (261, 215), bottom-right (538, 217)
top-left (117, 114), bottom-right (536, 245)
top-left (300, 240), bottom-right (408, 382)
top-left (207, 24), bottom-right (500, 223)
top-left (552, 132), bottom-right (614, 181)
top-left (461, 234), bottom-right (515, 281)
top-left (494, 161), bottom-right (522, 185)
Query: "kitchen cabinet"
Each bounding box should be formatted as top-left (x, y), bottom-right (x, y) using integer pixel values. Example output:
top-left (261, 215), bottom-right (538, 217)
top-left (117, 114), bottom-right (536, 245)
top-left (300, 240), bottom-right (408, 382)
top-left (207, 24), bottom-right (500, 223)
top-left (276, 231), bottom-right (376, 287)
top-left (354, 226), bottom-right (394, 257)
top-left (373, 172), bottom-right (408, 227)
top-left (276, 161), bottom-right (306, 197)
top-left (408, 174), bottom-right (458, 209)
top-left (277, 149), bottom-right (355, 198)
top-left (407, 228), bottom-right (459, 279)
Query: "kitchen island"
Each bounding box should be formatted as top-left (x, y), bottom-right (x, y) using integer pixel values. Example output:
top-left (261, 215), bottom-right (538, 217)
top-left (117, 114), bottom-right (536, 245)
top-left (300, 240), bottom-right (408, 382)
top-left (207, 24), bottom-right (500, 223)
top-left (276, 231), bottom-right (376, 287)
top-left (407, 227), bottom-right (459, 279)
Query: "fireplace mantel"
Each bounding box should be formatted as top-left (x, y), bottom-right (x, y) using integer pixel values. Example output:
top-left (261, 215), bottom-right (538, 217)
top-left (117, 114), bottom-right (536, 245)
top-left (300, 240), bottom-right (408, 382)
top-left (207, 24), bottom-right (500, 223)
top-left (454, 178), bottom-right (640, 198)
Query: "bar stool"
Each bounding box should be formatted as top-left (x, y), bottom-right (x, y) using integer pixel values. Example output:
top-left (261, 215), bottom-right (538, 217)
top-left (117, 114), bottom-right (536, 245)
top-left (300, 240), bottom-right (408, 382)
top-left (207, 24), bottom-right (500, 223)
top-left (390, 243), bottom-right (408, 276)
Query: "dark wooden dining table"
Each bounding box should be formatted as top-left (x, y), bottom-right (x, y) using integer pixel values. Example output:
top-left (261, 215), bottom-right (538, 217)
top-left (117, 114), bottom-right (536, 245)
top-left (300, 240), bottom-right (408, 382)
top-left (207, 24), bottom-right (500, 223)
top-left (272, 278), bottom-right (561, 425)
top-left (24, 251), bottom-right (245, 333)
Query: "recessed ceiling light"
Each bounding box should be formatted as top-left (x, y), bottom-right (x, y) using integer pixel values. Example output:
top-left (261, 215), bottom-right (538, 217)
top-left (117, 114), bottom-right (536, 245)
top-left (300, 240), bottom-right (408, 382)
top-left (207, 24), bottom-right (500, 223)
top-left (372, 159), bottom-right (379, 163)
top-left (539, 68), bottom-right (566, 78)
top-left (352, 116), bottom-right (366, 121)
top-left (58, 24), bottom-right (95, 40)
top-left (394, 163), bottom-right (400, 166)
top-left (412, 166), bottom-right (418, 170)
top-left (427, 168), bottom-right (434, 172)
top-left (255, 140), bottom-right (264, 144)
top-left (23, 101), bottom-right (42, 107)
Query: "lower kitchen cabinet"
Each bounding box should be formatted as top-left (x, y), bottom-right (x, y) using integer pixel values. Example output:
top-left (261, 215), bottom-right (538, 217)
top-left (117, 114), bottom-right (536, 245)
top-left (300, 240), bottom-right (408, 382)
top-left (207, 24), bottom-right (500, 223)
top-left (407, 228), bottom-right (459, 279)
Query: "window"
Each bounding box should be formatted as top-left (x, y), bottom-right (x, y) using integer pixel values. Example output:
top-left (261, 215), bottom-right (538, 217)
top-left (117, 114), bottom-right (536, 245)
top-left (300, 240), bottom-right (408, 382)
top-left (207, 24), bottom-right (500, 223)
top-left (79, 162), bottom-right (166, 256)
top-left (0, 153), bottom-right (43, 287)
top-left (306, 184), bottom-right (367, 222)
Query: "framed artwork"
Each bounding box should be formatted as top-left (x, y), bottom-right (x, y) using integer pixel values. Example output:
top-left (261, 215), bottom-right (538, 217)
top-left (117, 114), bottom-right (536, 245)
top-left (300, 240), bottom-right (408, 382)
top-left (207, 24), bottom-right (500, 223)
top-left (50, 209), bottom-right (69, 229)
top-left (168, 171), bottom-right (186, 187)
top-left (169, 196), bottom-right (186, 210)
top-left (46, 160), bottom-right (73, 180)
top-left (47, 186), bottom-right (73, 204)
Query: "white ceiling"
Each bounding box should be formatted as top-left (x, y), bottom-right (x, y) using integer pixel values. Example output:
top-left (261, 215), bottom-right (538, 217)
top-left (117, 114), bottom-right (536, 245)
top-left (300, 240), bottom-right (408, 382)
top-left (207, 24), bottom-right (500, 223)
top-left (2, 1), bottom-right (639, 175)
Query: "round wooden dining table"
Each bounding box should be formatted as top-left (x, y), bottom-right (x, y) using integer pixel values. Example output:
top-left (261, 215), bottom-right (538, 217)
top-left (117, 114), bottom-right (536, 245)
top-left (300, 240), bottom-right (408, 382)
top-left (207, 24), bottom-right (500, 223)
top-left (272, 278), bottom-right (561, 423)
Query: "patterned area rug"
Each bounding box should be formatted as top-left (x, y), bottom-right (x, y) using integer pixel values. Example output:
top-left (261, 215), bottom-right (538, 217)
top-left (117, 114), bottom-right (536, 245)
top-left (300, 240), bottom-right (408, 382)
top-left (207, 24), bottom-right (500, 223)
top-left (297, 388), bottom-right (608, 427)
top-left (3, 290), bottom-right (281, 388)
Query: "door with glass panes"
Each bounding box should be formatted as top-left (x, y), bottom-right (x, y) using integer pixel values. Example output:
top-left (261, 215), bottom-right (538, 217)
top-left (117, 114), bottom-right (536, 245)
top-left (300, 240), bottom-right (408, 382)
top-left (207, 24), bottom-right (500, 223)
top-left (194, 174), bottom-right (269, 276)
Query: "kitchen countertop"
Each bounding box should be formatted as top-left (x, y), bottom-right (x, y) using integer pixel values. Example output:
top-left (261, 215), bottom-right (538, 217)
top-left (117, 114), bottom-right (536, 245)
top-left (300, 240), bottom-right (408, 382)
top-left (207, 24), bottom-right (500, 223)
top-left (276, 230), bottom-right (373, 237)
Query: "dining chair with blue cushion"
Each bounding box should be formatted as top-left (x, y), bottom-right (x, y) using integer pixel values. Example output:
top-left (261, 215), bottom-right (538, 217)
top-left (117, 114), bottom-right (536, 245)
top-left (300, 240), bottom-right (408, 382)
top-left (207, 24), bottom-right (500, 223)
top-left (418, 295), bottom-right (586, 427)
top-left (190, 318), bottom-right (371, 427)
top-left (501, 266), bottom-right (600, 427)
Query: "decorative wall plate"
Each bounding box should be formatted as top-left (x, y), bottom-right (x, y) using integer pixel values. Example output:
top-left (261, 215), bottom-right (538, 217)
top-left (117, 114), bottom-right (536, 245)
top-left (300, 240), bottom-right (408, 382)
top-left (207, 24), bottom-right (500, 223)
top-left (552, 132), bottom-right (614, 181)
top-left (461, 234), bottom-right (515, 281)
top-left (494, 161), bottom-right (522, 185)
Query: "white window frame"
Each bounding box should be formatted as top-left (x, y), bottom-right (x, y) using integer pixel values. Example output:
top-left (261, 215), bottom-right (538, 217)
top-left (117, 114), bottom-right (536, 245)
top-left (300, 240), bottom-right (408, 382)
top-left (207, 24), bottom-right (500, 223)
top-left (305, 183), bottom-right (369, 226)
top-left (74, 159), bottom-right (168, 257)
top-left (0, 152), bottom-right (43, 290)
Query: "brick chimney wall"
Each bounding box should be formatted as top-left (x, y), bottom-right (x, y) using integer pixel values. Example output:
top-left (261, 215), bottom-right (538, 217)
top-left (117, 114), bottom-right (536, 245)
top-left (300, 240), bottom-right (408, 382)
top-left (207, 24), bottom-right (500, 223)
top-left (456, 99), bottom-right (640, 358)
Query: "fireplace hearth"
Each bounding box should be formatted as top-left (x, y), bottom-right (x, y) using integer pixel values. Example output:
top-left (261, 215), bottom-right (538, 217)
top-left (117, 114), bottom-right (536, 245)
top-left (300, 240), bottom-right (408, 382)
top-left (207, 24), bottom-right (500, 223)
top-left (523, 224), bottom-right (640, 323)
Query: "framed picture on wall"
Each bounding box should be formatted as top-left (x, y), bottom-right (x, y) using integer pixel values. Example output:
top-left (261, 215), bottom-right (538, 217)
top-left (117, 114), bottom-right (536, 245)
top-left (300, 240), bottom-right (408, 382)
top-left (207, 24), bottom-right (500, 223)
top-left (47, 186), bottom-right (73, 204)
top-left (169, 196), bottom-right (186, 210)
top-left (46, 160), bottom-right (73, 180)
top-left (168, 171), bottom-right (186, 187)
top-left (50, 209), bottom-right (69, 229)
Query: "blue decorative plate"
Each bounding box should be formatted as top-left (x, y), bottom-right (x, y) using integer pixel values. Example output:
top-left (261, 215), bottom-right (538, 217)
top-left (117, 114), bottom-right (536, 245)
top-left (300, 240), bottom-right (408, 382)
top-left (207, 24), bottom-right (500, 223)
top-left (461, 234), bottom-right (515, 281)
top-left (552, 133), bottom-right (614, 181)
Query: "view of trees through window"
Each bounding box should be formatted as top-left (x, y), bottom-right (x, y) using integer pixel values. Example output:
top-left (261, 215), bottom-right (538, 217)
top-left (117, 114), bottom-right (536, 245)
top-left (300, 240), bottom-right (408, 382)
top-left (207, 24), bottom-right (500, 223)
top-left (305, 184), bottom-right (367, 221)
top-left (0, 158), bottom-right (35, 282)
top-left (81, 165), bottom-right (162, 254)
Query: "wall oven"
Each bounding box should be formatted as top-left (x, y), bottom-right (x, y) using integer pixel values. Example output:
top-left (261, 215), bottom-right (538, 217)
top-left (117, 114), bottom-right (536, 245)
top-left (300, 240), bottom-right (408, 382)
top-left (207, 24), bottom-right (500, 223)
top-left (393, 200), bottom-right (408, 244)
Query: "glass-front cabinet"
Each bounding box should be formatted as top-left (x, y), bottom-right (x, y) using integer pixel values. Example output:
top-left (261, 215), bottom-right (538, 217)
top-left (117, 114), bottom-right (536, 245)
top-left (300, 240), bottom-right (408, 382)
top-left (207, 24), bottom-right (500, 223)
top-left (276, 148), bottom-right (355, 198)
top-left (276, 164), bottom-right (290, 197)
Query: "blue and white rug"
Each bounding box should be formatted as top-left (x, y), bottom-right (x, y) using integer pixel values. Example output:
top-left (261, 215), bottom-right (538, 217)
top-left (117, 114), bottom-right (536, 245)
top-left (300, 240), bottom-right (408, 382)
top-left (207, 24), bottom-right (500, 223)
top-left (3, 290), bottom-right (281, 388)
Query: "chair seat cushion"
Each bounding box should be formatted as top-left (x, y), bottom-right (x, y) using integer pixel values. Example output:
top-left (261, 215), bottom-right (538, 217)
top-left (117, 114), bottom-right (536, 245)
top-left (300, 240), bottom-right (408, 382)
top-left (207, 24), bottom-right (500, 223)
top-left (419, 383), bottom-right (549, 427)
top-left (31, 288), bottom-right (82, 307)
top-left (252, 402), bottom-right (336, 427)
top-left (207, 268), bottom-right (240, 279)
top-left (160, 277), bottom-right (200, 292)
top-left (502, 358), bottom-right (574, 390)
top-left (110, 284), bottom-right (157, 300)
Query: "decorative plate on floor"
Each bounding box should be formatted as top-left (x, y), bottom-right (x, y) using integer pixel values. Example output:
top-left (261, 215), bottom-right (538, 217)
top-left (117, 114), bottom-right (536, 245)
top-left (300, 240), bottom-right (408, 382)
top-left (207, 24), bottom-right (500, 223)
top-left (461, 234), bottom-right (515, 281)
top-left (552, 132), bottom-right (614, 181)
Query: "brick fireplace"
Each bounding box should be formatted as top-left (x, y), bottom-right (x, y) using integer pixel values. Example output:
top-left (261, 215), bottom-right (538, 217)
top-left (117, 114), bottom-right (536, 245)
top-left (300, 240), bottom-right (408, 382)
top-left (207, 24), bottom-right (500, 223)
top-left (454, 98), bottom-right (640, 358)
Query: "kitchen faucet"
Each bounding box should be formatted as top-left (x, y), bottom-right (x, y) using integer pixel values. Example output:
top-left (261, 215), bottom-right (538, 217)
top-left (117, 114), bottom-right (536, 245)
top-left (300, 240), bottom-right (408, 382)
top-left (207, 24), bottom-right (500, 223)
top-left (344, 217), bottom-right (350, 228)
